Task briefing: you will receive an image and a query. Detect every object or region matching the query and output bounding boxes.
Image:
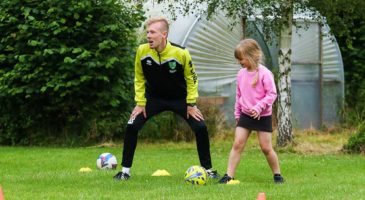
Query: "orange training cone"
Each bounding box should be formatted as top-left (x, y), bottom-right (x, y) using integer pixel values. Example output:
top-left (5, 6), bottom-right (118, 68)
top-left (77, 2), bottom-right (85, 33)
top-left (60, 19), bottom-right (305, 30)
top-left (0, 186), bottom-right (4, 200)
top-left (256, 192), bottom-right (266, 200)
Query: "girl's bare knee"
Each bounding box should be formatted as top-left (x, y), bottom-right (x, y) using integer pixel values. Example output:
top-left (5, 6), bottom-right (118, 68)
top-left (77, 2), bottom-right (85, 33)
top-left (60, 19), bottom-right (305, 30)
top-left (233, 141), bottom-right (244, 153)
top-left (261, 147), bottom-right (272, 155)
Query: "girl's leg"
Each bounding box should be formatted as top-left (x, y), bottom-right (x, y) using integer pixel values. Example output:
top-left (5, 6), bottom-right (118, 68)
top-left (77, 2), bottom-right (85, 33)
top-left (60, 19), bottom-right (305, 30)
top-left (257, 131), bottom-right (281, 174)
top-left (226, 127), bottom-right (250, 177)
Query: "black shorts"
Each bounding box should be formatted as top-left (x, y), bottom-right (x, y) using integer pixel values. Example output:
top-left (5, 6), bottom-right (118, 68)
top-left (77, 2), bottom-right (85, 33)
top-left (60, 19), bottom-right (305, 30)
top-left (237, 112), bottom-right (273, 132)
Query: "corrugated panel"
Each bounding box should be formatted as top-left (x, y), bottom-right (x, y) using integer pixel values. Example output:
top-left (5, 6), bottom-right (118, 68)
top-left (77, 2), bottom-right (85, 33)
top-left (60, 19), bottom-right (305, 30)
top-left (322, 25), bottom-right (344, 83)
top-left (291, 23), bottom-right (320, 64)
top-left (321, 24), bottom-right (345, 125)
top-left (182, 14), bottom-right (242, 93)
top-left (291, 22), bottom-right (320, 83)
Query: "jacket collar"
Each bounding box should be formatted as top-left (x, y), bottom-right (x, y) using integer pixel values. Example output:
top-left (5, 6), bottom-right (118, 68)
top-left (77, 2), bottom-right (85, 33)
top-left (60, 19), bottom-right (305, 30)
top-left (155, 40), bottom-right (171, 55)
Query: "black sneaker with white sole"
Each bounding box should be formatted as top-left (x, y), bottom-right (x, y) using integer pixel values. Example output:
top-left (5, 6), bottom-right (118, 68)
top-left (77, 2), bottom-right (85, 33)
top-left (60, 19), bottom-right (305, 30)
top-left (206, 169), bottom-right (220, 179)
top-left (113, 171), bottom-right (130, 181)
top-left (218, 173), bottom-right (234, 184)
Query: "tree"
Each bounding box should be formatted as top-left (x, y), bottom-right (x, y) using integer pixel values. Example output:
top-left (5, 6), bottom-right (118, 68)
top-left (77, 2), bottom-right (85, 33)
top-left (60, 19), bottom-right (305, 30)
top-left (0, 0), bottom-right (145, 145)
top-left (276, 0), bottom-right (294, 146)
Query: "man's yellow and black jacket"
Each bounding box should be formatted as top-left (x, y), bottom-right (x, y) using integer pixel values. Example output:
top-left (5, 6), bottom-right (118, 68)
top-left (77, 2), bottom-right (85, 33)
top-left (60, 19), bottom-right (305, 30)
top-left (134, 41), bottom-right (199, 106)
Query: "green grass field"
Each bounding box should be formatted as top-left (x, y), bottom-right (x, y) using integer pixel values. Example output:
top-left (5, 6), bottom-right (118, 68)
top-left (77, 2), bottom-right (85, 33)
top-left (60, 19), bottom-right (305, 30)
top-left (1, 134), bottom-right (364, 200)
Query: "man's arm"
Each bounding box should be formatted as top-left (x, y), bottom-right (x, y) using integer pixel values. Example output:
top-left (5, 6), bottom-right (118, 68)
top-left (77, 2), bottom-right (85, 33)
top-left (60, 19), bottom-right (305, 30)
top-left (134, 46), bottom-right (146, 106)
top-left (183, 49), bottom-right (204, 121)
top-left (183, 49), bottom-right (198, 104)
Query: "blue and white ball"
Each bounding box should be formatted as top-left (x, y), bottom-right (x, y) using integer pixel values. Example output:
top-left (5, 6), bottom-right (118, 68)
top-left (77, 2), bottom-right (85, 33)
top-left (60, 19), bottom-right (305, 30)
top-left (96, 153), bottom-right (117, 170)
top-left (184, 165), bottom-right (207, 185)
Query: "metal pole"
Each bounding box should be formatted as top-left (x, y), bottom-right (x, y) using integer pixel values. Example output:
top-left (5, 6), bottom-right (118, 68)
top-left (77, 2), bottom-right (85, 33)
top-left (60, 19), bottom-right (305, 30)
top-left (319, 23), bottom-right (324, 127)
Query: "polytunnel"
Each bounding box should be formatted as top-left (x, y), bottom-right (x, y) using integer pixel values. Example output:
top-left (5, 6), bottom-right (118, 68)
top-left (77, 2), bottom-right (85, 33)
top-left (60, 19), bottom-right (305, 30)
top-left (144, 3), bottom-right (345, 129)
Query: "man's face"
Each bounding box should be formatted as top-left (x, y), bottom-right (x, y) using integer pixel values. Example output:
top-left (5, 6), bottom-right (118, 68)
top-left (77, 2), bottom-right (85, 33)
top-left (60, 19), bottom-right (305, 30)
top-left (146, 22), bottom-right (167, 50)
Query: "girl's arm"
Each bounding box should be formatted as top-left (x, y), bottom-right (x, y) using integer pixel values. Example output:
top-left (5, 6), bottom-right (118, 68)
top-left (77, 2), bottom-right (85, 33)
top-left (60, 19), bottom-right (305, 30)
top-left (234, 71), bottom-right (243, 119)
top-left (252, 71), bottom-right (277, 114)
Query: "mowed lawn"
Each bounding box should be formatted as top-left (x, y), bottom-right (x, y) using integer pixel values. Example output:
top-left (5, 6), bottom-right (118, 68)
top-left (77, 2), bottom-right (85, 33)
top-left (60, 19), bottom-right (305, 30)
top-left (0, 136), bottom-right (364, 200)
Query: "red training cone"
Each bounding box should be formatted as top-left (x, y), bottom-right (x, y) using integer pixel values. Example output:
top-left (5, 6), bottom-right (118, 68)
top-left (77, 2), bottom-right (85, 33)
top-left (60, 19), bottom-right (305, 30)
top-left (256, 192), bottom-right (266, 200)
top-left (0, 186), bottom-right (4, 200)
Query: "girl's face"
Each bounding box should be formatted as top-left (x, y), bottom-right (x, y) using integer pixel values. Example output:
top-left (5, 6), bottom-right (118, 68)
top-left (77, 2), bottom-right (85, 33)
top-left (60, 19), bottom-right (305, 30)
top-left (237, 55), bottom-right (251, 69)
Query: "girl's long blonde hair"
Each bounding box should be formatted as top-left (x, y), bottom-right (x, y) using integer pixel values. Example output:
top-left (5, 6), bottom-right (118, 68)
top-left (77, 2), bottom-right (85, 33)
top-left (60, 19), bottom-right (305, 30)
top-left (234, 39), bottom-right (263, 87)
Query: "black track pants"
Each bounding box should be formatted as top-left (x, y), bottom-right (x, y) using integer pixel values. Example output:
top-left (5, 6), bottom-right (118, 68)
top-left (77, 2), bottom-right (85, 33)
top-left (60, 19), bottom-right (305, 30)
top-left (121, 97), bottom-right (213, 169)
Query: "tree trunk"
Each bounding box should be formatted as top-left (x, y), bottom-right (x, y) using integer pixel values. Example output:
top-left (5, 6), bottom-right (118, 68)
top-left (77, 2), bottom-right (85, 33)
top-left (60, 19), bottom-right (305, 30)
top-left (241, 16), bottom-right (247, 39)
top-left (277, 0), bottom-right (293, 147)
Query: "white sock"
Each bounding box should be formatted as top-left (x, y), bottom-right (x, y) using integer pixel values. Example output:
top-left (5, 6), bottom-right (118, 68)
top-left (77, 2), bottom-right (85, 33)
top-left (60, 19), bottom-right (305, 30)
top-left (122, 167), bottom-right (130, 175)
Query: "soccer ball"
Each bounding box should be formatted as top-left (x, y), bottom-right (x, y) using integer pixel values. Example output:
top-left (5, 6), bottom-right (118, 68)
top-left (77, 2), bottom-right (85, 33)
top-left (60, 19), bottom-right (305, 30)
top-left (96, 153), bottom-right (117, 170)
top-left (184, 165), bottom-right (207, 185)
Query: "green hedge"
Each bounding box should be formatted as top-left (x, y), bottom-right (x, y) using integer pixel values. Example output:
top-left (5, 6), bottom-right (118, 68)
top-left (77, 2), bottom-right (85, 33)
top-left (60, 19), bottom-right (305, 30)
top-left (344, 124), bottom-right (365, 153)
top-left (0, 0), bottom-right (145, 145)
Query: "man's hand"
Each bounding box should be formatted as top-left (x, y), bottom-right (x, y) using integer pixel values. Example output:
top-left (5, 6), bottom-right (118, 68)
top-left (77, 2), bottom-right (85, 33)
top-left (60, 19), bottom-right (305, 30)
top-left (187, 105), bottom-right (204, 121)
top-left (130, 105), bottom-right (146, 120)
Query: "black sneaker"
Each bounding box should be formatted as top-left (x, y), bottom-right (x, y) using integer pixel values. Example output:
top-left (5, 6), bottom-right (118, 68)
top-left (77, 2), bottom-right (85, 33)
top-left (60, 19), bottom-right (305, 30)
top-left (113, 171), bottom-right (130, 181)
top-left (218, 173), bottom-right (233, 184)
top-left (206, 169), bottom-right (220, 179)
top-left (274, 174), bottom-right (284, 184)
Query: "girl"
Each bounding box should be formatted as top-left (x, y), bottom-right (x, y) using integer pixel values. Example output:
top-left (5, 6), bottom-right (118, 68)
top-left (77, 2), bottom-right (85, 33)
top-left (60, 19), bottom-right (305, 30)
top-left (218, 39), bottom-right (284, 184)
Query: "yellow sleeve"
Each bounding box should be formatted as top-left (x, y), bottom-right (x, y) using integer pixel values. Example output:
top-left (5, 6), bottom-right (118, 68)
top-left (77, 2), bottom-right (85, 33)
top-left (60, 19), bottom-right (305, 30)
top-left (134, 46), bottom-right (146, 106)
top-left (183, 49), bottom-right (198, 104)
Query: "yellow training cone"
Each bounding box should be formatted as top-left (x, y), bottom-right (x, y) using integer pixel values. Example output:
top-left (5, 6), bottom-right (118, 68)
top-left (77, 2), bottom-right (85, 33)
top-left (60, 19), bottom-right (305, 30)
top-left (151, 169), bottom-right (171, 176)
top-left (226, 179), bottom-right (240, 185)
top-left (79, 167), bottom-right (92, 172)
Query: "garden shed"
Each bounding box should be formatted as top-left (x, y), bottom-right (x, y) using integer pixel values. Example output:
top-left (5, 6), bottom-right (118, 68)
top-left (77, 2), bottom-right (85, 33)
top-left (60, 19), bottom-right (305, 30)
top-left (145, 3), bottom-right (345, 129)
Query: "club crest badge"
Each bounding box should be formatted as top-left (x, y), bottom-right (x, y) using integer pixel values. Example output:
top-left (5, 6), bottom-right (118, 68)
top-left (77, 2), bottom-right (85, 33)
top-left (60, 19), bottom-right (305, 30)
top-left (169, 61), bottom-right (176, 73)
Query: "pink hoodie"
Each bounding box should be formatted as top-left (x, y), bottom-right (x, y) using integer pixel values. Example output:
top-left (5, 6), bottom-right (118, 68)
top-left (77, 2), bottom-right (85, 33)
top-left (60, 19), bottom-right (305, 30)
top-left (234, 64), bottom-right (277, 119)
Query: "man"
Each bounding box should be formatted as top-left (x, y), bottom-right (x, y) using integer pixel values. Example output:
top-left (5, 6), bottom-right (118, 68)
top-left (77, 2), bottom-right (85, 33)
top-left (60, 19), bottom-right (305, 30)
top-left (113, 17), bottom-right (219, 180)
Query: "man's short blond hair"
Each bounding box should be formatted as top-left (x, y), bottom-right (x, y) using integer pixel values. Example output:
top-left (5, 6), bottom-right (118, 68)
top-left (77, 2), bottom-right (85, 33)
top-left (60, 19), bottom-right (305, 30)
top-left (145, 16), bottom-right (169, 33)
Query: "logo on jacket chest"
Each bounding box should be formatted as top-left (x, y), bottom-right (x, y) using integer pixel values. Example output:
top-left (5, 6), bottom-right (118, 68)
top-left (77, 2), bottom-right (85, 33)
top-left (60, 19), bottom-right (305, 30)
top-left (168, 61), bottom-right (177, 73)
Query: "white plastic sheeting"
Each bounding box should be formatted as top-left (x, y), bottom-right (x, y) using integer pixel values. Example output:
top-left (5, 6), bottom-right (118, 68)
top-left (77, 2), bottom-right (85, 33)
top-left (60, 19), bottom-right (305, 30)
top-left (181, 15), bottom-right (242, 94)
top-left (290, 22), bottom-right (344, 128)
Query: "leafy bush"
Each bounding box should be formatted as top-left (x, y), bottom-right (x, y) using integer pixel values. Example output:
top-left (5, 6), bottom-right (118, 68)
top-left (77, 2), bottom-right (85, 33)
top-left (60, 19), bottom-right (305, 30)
top-left (343, 124), bottom-right (365, 154)
top-left (339, 24), bottom-right (365, 128)
top-left (0, 0), bottom-right (145, 145)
